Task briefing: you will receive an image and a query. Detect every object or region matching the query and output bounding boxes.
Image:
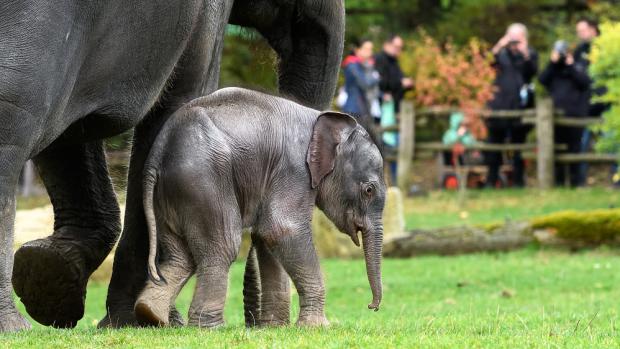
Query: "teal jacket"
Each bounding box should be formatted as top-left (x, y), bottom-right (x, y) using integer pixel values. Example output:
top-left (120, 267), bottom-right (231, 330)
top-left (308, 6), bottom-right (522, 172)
top-left (442, 112), bottom-right (477, 146)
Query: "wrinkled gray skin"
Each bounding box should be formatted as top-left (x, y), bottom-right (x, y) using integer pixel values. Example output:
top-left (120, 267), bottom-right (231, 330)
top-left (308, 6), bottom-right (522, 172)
top-left (0, 1), bottom-right (344, 331)
top-left (134, 88), bottom-right (385, 328)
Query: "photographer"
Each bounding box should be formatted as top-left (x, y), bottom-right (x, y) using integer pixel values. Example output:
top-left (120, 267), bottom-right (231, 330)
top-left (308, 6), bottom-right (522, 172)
top-left (539, 41), bottom-right (591, 187)
top-left (486, 23), bottom-right (539, 188)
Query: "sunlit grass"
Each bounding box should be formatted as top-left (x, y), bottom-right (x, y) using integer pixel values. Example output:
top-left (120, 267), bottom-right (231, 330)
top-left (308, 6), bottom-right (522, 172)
top-left (6, 249), bottom-right (620, 348)
top-left (405, 188), bottom-right (620, 229)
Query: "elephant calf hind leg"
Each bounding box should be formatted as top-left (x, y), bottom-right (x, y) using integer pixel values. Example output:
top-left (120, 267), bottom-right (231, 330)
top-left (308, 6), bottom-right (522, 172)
top-left (187, 230), bottom-right (242, 328)
top-left (135, 233), bottom-right (194, 326)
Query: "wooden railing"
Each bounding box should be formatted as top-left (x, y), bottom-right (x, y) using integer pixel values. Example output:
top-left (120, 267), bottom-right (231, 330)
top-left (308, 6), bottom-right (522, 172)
top-left (382, 99), bottom-right (615, 191)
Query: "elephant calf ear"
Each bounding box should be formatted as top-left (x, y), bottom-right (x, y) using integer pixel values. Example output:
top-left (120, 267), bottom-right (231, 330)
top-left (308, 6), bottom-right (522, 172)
top-left (307, 111), bottom-right (357, 188)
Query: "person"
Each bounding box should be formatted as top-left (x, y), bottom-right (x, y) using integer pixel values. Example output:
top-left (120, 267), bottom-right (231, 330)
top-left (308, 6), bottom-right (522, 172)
top-left (573, 17), bottom-right (610, 184)
top-left (341, 38), bottom-right (380, 126)
top-left (485, 23), bottom-right (538, 188)
top-left (574, 18), bottom-right (606, 117)
top-left (539, 40), bottom-right (591, 186)
top-left (441, 112), bottom-right (486, 189)
top-left (374, 35), bottom-right (413, 185)
top-left (374, 35), bottom-right (414, 115)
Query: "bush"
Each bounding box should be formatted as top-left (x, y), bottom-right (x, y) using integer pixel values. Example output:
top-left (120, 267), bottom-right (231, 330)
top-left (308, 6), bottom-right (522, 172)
top-left (399, 32), bottom-right (496, 140)
top-left (531, 209), bottom-right (620, 244)
top-left (589, 21), bottom-right (620, 157)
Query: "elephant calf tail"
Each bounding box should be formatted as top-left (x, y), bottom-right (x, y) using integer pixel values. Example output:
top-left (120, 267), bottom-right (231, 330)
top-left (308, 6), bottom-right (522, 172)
top-left (143, 167), bottom-right (162, 284)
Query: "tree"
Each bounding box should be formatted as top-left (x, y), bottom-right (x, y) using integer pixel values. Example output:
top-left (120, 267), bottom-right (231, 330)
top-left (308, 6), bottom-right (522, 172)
top-left (589, 21), bottom-right (620, 158)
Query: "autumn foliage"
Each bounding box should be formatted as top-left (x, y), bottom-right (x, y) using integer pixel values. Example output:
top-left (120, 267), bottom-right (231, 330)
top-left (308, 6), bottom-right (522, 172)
top-left (400, 33), bottom-right (496, 139)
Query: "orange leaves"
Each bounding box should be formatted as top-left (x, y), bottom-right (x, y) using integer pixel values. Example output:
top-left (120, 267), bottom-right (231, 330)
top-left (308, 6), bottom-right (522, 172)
top-left (400, 32), bottom-right (496, 140)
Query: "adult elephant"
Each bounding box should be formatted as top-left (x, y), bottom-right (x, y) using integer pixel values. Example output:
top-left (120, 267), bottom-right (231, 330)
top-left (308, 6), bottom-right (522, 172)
top-left (1, 0), bottom-right (344, 331)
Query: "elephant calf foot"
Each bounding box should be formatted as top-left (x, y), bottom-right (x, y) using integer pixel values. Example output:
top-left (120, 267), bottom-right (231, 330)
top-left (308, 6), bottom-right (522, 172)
top-left (12, 237), bottom-right (95, 328)
top-left (134, 287), bottom-right (173, 327)
top-left (134, 302), bottom-right (168, 326)
top-left (297, 313), bottom-right (329, 327)
top-left (188, 311), bottom-right (225, 328)
top-left (0, 310), bottom-right (31, 332)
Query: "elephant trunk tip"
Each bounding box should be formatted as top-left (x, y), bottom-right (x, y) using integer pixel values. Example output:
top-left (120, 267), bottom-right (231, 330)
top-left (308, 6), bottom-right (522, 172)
top-left (368, 299), bottom-right (380, 312)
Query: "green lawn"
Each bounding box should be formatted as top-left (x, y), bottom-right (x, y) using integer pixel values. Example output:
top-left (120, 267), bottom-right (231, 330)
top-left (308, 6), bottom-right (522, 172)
top-left (5, 249), bottom-right (620, 348)
top-left (405, 188), bottom-right (620, 230)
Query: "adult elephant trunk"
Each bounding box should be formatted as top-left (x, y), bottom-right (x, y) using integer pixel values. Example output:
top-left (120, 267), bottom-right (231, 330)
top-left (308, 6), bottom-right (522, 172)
top-left (362, 223), bottom-right (383, 311)
top-left (229, 0), bottom-right (345, 110)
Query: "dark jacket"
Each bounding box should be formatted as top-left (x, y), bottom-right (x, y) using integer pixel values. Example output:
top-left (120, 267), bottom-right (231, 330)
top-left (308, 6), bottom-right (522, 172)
top-left (374, 51), bottom-right (406, 113)
top-left (488, 47), bottom-right (539, 110)
top-left (574, 41), bottom-right (609, 117)
top-left (487, 47), bottom-right (538, 128)
top-left (341, 55), bottom-right (379, 116)
top-left (539, 60), bottom-right (590, 117)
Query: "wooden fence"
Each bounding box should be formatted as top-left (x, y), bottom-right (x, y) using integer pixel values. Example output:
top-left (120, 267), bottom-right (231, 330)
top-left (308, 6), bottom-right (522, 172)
top-left (383, 99), bottom-right (616, 191)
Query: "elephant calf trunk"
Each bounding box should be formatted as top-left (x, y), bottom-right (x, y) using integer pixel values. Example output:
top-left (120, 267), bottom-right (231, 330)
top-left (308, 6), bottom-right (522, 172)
top-left (362, 226), bottom-right (383, 311)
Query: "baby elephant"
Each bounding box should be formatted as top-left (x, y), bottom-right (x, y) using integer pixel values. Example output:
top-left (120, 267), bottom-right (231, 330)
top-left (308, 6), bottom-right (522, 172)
top-left (134, 87), bottom-right (386, 327)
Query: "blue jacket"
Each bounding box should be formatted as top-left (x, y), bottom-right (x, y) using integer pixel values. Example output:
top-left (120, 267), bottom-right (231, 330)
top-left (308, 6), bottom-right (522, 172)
top-left (341, 55), bottom-right (379, 116)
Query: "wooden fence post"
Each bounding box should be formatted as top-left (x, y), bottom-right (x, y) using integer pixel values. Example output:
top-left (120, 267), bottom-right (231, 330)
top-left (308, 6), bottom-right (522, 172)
top-left (536, 98), bottom-right (554, 189)
top-left (397, 102), bottom-right (415, 192)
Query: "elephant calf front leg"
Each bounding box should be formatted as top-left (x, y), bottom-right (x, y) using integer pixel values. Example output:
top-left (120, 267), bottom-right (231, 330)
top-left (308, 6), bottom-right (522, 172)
top-left (266, 228), bottom-right (328, 327)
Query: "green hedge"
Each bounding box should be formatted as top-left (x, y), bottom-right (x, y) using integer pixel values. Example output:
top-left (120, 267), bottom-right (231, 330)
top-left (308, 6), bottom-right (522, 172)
top-left (531, 209), bottom-right (620, 244)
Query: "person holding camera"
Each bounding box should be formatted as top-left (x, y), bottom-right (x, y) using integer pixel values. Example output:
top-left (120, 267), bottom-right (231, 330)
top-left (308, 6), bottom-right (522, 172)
top-left (486, 23), bottom-right (539, 188)
top-left (539, 40), bottom-right (591, 187)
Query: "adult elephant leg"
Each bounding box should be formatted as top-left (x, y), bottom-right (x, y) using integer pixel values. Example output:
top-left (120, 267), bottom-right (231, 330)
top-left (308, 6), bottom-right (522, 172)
top-left (254, 236), bottom-right (290, 326)
top-left (0, 131), bottom-right (32, 331)
top-left (12, 140), bottom-right (120, 328)
top-left (243, 244), bottom-right (261, 327)
top-left (229, 0), bottom-right (345, 110)
top-left (99, 112), bottom-right (171, 328)
top-left (100, 0), bottom-right (232, 327)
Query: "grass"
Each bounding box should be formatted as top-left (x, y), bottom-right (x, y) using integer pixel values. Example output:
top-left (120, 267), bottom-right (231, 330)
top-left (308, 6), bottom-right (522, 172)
top-left (404, 187), bottom-right (620, 230)
top-left (4, 249), bottom-right (620, 348)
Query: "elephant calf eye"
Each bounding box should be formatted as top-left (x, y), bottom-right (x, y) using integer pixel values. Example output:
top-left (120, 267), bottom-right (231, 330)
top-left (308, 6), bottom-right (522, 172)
top-left (364, 186), bottom-right (374, 196)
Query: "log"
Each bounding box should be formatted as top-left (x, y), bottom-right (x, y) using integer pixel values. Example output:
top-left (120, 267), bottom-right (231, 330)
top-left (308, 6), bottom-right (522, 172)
top-left (383, 221), bottom-right (532, 257)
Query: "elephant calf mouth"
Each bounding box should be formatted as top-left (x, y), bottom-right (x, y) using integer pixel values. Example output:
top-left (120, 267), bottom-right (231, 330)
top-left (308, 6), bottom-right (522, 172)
top-left (347, 226), bottom-right (363, 247)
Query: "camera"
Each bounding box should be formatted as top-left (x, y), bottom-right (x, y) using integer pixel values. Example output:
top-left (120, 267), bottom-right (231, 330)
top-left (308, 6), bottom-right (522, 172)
top-left (553, 40), bottom-right (568, 61)
top-left (507, 40), bottom-right (520, 48)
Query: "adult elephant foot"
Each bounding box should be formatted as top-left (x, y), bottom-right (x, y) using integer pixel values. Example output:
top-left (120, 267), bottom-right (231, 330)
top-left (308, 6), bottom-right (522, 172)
top-left (0, 310), bottom-right (31, 332)
top-left (12, 141), bottom-right (121, 328)
top-left (97, 310), bottom-right (138, 329)
top-left (12, 237), bottom-right (93, 328)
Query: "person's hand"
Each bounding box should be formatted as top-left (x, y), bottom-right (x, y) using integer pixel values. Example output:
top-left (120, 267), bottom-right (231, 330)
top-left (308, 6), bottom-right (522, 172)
top-left (565, 54), bottom-right (574, 65)
top-left (457, 125), bottom-right (467, 137)
top-left (383, 93), bottom-right (393, 102)
top-left (496, 35), bottom-right (510, 48)
top-left (401, 77), bottom-right (414, 89)
top-left (492, 35), bottom-right (510, 54)
top-left (550, 50), bottom-right (560, 63)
